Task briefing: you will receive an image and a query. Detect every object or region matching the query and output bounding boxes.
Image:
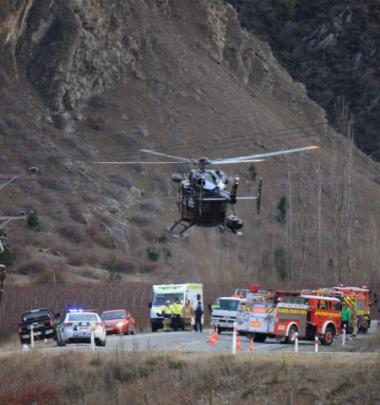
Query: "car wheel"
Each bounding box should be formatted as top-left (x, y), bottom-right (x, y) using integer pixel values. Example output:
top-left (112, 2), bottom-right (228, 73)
top-left (97, 340), bottom-right (106, 347)
top-left (286, 325), bottom-right (298, 344)
top-left (20, 338), bottom-right (29, 345)
top-left (57, 340), bottom-right (66, 347)
top-left (217, 326), bottom-right (223, 335)
top-left (321, 326), bottom-right (335, 346)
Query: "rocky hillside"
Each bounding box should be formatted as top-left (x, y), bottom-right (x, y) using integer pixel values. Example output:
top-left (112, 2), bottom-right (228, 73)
top-left (0, 0), bottom-right (379, 287)
top-left (227, 0), bottom-right (380, 160)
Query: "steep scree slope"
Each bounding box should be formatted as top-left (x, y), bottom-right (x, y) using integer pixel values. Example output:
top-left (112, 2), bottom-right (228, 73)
top-left (0, 0), bottom-right (379, 287)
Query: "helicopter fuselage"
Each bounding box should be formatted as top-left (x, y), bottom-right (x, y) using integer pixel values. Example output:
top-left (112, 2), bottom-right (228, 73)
top-left (168, 168), bottom-right (243, 236)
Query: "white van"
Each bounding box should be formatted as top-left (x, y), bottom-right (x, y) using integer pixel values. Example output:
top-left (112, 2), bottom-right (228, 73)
top-left (210, 296), bottom-right (245, 335)
top-left (149, 283), bottom-right (203, 332)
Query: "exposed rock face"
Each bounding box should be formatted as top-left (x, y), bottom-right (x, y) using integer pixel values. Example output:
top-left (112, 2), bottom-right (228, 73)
top-left (227, 0), bottom-right (380, 161)
top-left (0, 0), bottom-right (307, 114)
top-left (2, 0), bottom-right (151, 112)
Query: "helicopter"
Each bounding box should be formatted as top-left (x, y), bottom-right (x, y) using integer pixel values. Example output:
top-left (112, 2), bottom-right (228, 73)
top-left (95, 145), bottom-right (318, 237)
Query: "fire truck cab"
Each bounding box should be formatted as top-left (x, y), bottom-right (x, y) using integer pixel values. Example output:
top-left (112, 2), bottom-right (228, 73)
top-left (301, 294), bottom-right (342, 345)
top-left (237, 291), bottom-right (341, 345)
top-left (333, 286), bottom-right (371, 333)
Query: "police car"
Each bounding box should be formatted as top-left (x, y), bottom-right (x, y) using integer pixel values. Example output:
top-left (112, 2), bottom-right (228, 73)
top-left (56, 310), bottom-right (106, 346)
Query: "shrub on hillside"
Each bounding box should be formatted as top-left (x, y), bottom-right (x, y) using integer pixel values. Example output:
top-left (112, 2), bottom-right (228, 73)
top-left (27, 211), bottom-right (39, 229)
top-left (87, 117), bottom-right (106, 131)
top-left (59, 224), bottom-right (86, 244)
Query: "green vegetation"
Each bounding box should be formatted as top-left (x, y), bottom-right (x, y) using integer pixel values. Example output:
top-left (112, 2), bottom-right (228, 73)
top-left (27, 211), bottom-right (39, 229)
top-left (248, 163), bottom-right (257, 182)
top-left (146, 246), bottom-right (160, 262)
top-left (276, 196), bottom-right (288, 224)
top-left (0, 247), bottom-right (13, 267)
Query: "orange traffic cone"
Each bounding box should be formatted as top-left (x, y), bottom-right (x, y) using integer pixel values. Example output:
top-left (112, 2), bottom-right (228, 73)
top-left (207, 330), bottom-right (213, 344)
top-left (248, 337), bottom-right (254, 353)
top-left (236, 335), bottom-right (242, 351)
top-left (211, 334), bottom-right (217, 347)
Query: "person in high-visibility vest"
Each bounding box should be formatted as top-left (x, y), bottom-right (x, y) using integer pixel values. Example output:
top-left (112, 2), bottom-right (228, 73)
top-left (341, 305), bottom-right (352, 332)
top-left (161, 300), bottom-right (172, 331)
top-left (181, 299), bottom-right (194, 331)
top-left (171, 298), bottom-right (183, 331)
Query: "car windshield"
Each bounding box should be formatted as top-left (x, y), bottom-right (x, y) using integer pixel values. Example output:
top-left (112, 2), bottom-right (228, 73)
top-left (215, 299), bottom-right (240, 311)
top-left (22, 309), bottom-right (51, 322)
top-left (101, 311), bottom-right (126, 320)
top-left (153, 293), bottom-right (184, 306)
top-left (68, 313), bottom-right (98, 322)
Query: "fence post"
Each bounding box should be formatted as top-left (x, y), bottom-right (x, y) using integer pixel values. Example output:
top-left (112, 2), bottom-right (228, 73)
top-left (294, 332), bottom-right (299, 353)
top-left (30, 324), bottom-right (34, 348)
top-left (315, 336), bottom-right (319, 353)
top-left (342, 324), bottom-right (346, 346)
top-left (90, 329), bottom-right (95, 352)
top-left (232, 322), bottom-right (237, 355)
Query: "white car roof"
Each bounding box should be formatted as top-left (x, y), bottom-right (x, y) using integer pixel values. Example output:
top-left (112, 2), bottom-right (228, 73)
top-left (66, 311), bottom-right (100, 320)
top-left (217, 296), bottom-right (242, 301)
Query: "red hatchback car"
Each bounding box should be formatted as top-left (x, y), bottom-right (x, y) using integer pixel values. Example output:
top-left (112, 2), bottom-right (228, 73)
top-left (100, 310), bottom-right (136, 335)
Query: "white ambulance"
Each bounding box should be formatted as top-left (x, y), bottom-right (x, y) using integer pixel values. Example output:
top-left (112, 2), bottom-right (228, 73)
top-left (149, 283), bottom-right (203, 332)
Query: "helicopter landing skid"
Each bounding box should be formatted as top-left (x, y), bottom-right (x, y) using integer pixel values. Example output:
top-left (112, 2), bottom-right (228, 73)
top-left (219, 225), bottom-right (243, 236)
top-left (167, 220), bottom-right (193, 238)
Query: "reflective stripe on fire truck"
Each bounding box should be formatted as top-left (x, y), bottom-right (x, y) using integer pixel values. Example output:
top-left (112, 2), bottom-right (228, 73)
top-left (277, 308), bottom-right (308, 315)
top-left (314, 311), bottom-right (341, 318)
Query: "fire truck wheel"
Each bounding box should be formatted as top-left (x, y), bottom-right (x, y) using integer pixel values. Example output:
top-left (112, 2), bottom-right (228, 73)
top-left (321, 326), bottom-right (335, 346)
top-left (286, 325), bottom-right (298, 344)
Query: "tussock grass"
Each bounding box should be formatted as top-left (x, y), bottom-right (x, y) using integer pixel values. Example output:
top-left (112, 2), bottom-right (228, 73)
top-left (0, 351), bottom-right (379, 404)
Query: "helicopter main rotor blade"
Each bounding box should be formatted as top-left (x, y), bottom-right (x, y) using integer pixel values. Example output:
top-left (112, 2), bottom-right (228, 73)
top-left (201, 196), bottom-right (258, 201)
top-left (139, 149), bottom-right (193, 163)
top-left (93, 161), bottom-right (191, 165)
top-left (211, 159), bottom-right (265, 165)
top-left (214, 145), bottom-right (319, 163)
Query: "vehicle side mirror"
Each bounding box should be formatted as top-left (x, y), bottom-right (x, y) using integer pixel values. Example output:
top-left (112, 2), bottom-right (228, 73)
top-left (171, 174), bottom-right (182, 183)
top-left (148, 302), bottom-right (152, 308)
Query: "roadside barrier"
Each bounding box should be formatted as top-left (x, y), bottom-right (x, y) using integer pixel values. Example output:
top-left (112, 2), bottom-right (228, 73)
top-left (248, 337), bottom-right (254, 353)
top-left (294, 332), bottom-right (299, 353)
top-left (232, 322), bottom-right (237, 354)
top-left (90, 329), bottom-right (95, 352)
top-left (30, 324), bottom-right (34, 348)
top-left (314, 336), bottom-right (319, 353)
top-left (342, 325), bottom-right (346, 346)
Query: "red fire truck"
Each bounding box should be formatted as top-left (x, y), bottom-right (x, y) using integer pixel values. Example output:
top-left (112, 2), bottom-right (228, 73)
top-left (237, 290), bottom-right (342, 345)
top-left (334, 286), bottom-right (371, 333)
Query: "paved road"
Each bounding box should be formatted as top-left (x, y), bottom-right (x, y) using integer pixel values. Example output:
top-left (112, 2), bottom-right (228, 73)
top-left (26, 320), bottom-right (377, 354)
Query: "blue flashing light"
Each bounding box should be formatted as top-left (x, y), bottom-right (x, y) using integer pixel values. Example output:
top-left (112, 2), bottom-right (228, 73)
top-left (68, 308), bottom-right (84, 313)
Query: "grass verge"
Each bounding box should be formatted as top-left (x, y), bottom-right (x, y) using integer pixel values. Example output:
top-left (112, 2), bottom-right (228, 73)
top-left (0, 351), bottom-right (379, 404)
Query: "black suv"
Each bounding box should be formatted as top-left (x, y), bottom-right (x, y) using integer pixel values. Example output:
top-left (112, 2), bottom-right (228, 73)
top-left (19, 308), bottom-right (61, 344)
